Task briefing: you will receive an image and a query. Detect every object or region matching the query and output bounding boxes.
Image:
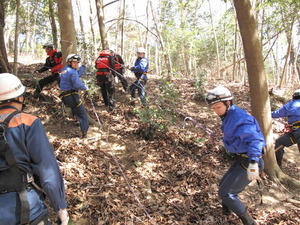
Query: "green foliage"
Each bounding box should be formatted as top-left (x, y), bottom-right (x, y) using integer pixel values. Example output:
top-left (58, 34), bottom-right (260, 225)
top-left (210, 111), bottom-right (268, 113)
top-left (193, 70), bottom-right (207, 101)
top-left (158, 79), bottom-right (181, 105)
top-left (134, 106), bottom-right (176, 140)
top-left (134, 79), bottom-right (181, 140)
top-left (81, 74), bottom-right (98, 97)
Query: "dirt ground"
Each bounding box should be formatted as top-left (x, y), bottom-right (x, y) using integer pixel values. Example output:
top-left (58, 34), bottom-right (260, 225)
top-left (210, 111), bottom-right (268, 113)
top-left (18, 66), bottom-right (300, 225)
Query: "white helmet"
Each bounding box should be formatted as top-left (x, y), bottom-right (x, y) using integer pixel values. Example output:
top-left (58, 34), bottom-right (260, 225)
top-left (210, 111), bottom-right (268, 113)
top-left (42, 43), bottom-right (54, 49)
top-left (0, 73), bottom-right (26, 102)
top-left (137, 47), bottom-right (145, 53)
top-left (206, 86), bottom-right (233, 105)
top-left (66, 54), bottom-right (81, 62)
top-left (293, 89), bottom-right (300, 99)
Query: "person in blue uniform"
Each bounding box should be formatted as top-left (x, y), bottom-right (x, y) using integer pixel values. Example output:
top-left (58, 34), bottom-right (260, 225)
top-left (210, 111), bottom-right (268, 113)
top-left (0, 73), bottom-right (69, 225)
top-left (271, 89), bottom-right (300, 167)
top-left (128, 47), bottom-right (149, 106)
top-left (206, 86), bottom-right (265, 225)
top-left (59, 54), bottom-right (89, 138)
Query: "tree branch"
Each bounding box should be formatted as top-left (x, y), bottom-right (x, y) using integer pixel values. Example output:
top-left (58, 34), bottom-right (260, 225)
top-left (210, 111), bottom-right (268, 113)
top-left (106, 18), bottom-right (159, 39)
top-left (103, 0), bottom-right (119, 8)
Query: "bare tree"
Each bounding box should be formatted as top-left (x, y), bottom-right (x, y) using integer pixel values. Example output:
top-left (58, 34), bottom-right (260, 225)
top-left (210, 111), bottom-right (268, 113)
top-left (233, 0), bottom-right (300, 188)
top-left (95, 0), bottom-right (109, 49)
top-left (208, 0), bottom-right (220, 78)
top-left (0, 0), bottom-right (10, 72)
top-left (13, 0), bottom-right (20, 75)
top-left (49, 0), bottom-right (58, 49)
top-left (149, 0), bottom-right (171, 75)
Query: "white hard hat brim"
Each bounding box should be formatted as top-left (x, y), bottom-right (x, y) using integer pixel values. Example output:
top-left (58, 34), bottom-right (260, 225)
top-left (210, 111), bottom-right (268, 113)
top-left (0, 73), bottom-right (27, 101)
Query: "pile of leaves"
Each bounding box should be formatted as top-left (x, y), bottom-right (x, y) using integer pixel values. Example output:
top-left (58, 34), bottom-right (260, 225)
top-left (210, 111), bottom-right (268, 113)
top-left (19, 70), bottom-right (300, 225)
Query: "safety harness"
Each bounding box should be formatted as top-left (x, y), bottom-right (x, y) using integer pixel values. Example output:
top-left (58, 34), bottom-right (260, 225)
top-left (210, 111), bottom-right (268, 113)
top-left (281, 121), bottom-right (300, 144)
top-left (292, 121), bottom-right (300, 131)
top-left (0, 110), bottom-right (31, 224)
top-left (59, 90), bottom-right (82, 108)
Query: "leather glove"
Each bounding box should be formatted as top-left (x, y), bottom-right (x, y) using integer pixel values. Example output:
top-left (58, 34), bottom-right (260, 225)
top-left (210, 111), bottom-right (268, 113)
top-left (247, 162), bottom-right (259, 181)
top-left (57, 209), bottom-right (69, 225)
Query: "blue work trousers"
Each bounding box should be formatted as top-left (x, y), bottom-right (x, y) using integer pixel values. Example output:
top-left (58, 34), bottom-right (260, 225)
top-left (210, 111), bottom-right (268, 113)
top-left (62, 93), bottom-right (89, 133)
top-left (71, 104), bottom-right (89, 133)
top-left (218, 158), bottom-right (264, 216)
top-left (129, 80), bottom-right (146, 105)
top-left (275, 131), bottom-right (300, 166)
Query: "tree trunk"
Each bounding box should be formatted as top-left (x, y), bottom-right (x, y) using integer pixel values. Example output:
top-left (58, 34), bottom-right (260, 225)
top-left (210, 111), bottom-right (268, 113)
top-left (49, 0), bottom-right (58, 49)
top-left (0, 0), bottom-right (10, 72)
top-left (121, 0), bottom-right (125, 56)
top-left (57, 0), bottom-right (77, 64)
top-left (150, 0), bottom-right (171, 76)
top-left (279, 22), bottom-right (294, 88)
top-left (232, 19), bottom-right (238, 81)
top-left (233, 0), bottom-right (300, 188)
top-left (208, 0), bottom-right (220, 78)
top-left (13, 0), bottom-right (20, 75)
top-left (95, 0), bottom-right (109, 49)
top-left (0, 0), bottom-right (9, 72)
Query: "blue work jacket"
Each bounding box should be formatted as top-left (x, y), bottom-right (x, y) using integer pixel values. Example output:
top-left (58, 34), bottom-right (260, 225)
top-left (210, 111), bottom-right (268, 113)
top-left (0, 106), bottom-right (67, 224)
top-left (131, 57), bottom-right (148, 80)
top-left (60, 65), bottom-right (87, 91)
top-left (271, 99), bottom-right (300, 131)
top-left (221, 105), bottom-right (265, 162)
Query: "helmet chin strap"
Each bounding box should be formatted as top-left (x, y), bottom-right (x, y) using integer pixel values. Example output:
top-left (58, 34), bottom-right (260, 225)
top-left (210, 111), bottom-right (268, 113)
top-left (11, 99), bottom-right (26, 110)
top-left (219, 102), bottom-right (231, 119)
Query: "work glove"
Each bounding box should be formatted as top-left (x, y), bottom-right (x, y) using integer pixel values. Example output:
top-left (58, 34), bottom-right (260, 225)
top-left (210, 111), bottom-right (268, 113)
top-left (247, 162), bottom-right (259, 181)
top-left (219, 139), bottom-right (225, 147)
top-left (57, 209), bottom-right (69, 225)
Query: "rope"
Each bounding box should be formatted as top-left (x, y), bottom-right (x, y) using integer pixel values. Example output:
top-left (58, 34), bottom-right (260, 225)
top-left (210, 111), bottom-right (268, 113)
top-left (84, 84), bottom-right (157, 224)
top-left (60, 40), bottom-right (76, 44)
top-left (105, 134), bottom-right (158, 225)
top-left (95, 59), bottom-right (146, 90)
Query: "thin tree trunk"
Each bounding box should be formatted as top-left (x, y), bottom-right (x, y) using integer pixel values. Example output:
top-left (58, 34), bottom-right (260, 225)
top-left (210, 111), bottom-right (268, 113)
top-left (95, 0), bottom-right (109, 49)
top-left (121, 0), bottom-right (125, 55)
top-left (76, 0), bottom-right (87, 61)
top-left (0, 0), bottom-right (10, 72)
top-left (131, 1), bottom-right (143, 44)
top-left (155, 42), bottom-right (160, 76)
top-left (88, 0), bottom-right (96, 46)
top-left (13, 0), bottom-right (21, 75)
top-left (208, 0), bottom-right (220, 78)
top-left (150, 0), bottom-right (171, 75)
top-left (279, 36), bottom-right (292, 88)
top-left (49, 0), bottom-right (58, 49)
top-left (233, 19), bottom-right (238, 81)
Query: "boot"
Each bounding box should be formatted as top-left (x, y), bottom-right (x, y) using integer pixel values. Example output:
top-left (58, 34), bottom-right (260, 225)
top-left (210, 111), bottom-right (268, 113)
top-left (82, 132), bottom-right (87, 139)
top-left (222, 204), bottom-right (231, 215)
top-left (130, 98), bottom-right (136, 106)
top-left (239, 211), bottom-right (257, 225)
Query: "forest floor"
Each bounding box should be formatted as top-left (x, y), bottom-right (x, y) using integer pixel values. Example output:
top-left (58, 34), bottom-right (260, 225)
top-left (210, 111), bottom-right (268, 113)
top-left (17, 63), bottom-right (300, 225)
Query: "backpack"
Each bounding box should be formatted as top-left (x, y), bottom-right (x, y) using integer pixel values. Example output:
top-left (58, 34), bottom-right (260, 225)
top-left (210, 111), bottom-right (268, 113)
top-left (95, 50), bottom-right (114, 75)
top-left (0, 110), bottom-right (31, 224)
